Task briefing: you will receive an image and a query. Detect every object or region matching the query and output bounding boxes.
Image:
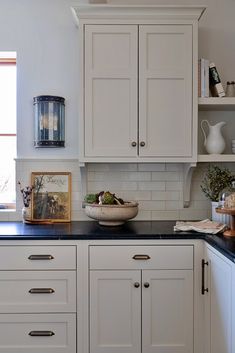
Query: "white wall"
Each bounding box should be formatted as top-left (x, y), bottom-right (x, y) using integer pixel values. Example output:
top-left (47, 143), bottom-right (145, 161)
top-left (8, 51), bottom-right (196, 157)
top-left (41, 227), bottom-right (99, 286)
top-left (0, 0), bottom-right (234, 221)
top-left (0, 0), bottom-right (80, 159)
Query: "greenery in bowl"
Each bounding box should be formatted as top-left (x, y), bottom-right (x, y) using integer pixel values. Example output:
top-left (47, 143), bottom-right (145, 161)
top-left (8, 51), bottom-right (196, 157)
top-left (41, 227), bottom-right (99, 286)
top-left (84, 191), bottom-right (124, 205)
top-left (200, 165), bottom-right (233, 202)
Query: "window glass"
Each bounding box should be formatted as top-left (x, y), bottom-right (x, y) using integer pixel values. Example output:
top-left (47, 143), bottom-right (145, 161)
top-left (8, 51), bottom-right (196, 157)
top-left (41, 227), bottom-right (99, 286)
top-left (0, 52), bottom-right (16, 207)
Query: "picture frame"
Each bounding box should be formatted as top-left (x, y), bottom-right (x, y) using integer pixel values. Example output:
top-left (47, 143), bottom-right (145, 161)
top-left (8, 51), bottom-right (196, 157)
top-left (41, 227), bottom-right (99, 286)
top-left (31, 172), bottom-right (71, 223)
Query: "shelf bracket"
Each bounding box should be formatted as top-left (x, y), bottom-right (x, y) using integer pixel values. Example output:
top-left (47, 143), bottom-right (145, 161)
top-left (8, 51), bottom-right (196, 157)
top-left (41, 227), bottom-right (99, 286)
top-left (79, 162), bottom-right (87, 200)
top-left (183, 163), bottom-right (197, 208)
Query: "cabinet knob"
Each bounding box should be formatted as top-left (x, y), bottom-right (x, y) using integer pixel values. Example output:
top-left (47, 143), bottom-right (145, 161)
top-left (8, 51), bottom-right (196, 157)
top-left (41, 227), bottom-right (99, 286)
top-left (140, 141), bottom-right (145, 147)
top-left (144, 282), bottom-right (150, 288)
top-left (131, 141), bottom-right (137, 147)
top-left (134, 282), bottom-right (140, 288)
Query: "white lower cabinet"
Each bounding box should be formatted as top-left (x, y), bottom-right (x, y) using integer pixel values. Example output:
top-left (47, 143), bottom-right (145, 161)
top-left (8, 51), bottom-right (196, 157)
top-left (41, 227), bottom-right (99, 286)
top-left (0, 245), bottom-right (77, 353)
top-left (89, 245), bottom-right (194, 353)
top-left (204, 245), bottom-right (233, 353)
top-left (0, 313), bottom-right (76, 353)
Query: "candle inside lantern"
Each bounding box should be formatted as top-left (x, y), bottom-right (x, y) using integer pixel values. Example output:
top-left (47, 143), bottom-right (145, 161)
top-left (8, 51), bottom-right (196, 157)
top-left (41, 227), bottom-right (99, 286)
top-left (34, 95), bottom-right (65, 147)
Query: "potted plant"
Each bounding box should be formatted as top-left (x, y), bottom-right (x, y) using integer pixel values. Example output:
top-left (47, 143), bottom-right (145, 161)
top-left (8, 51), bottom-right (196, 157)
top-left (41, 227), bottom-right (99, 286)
top-left (200, 165), bottom-right (233, 222)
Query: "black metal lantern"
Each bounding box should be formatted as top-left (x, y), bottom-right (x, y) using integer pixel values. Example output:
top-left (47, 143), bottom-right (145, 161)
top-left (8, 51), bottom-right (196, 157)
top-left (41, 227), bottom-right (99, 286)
top-left (34, 95), bottom-right (65, 147)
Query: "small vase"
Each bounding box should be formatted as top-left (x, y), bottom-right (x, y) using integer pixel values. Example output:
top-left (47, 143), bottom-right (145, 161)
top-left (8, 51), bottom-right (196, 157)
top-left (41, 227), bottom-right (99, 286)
top-left (211, 201), bottom-right (229, 225)
top-left (22, 206), bottom-right (32, 223)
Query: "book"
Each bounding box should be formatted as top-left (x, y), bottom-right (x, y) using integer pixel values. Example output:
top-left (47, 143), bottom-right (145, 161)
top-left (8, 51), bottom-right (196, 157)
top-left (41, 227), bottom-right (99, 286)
top-left (209, 62), bottom-right (225, 97)
top-left (199, 58), bottom-right (209, 97)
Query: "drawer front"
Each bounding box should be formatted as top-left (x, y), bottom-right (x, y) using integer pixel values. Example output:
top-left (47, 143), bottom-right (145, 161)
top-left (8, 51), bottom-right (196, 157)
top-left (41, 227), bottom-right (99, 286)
top-left (0, 246), bottom-right (76, 270)
top-left (90, 245), bottom-right (193, 270)
top-left (0, 271), bottom-right (76, 313)
top-left (0, 313), bottom-right (76, 353)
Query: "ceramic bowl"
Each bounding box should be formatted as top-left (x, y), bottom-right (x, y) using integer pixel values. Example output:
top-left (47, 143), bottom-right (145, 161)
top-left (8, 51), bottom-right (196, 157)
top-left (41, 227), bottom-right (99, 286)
top-left (84, 202), bottom-right (138, 226)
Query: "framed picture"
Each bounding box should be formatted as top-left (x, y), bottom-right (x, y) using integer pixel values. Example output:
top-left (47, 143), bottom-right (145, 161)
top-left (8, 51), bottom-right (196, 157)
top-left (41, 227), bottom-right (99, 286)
top-left (31, 172), bottom-right (71, 223)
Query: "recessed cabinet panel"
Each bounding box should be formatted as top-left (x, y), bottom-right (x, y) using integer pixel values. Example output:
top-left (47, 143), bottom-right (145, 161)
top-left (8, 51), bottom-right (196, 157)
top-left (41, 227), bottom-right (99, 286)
top-left (91, 32), bottom-right (133, 72)
top-left (90, 245), bottom-right (193, 270)
top-left (139, 25), bottom-right (192, 157)
top-left (86, 78), bottom-right (136, 156)
top-left (85, 25), bottom-right (138, 157)
top-left (205, 248), bottom-right (232, 353)
top-left (142, 270), bottom-right (193, 353)
top-left (90, 270), bottom-right (141, 353)
top-left (0, 271), bottom-right (76, 313)
top-left (0, 246), bottom-right (76, 270)
top-left (142, 77), bottom-right (191, 156)
top-left (0, 313), bottom-right (76, 353)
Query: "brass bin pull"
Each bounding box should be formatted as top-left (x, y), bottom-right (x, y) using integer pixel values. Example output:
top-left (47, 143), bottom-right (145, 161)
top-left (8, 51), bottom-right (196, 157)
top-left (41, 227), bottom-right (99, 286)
top-left (28, 254), bottom-right (54, 260)
top-left (29, 331), bottom-right (55, 337)
top-left (132, 254), bottom-right (151, 260)
top-left (29, 288), bottom-right (55, 294)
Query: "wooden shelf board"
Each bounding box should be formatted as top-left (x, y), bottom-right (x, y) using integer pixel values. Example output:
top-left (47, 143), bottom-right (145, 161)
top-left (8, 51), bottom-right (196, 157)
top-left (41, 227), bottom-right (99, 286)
top-left (198, 154), bottom-right (235, 162)
top-left (198, 97), bottom-right (235, 111)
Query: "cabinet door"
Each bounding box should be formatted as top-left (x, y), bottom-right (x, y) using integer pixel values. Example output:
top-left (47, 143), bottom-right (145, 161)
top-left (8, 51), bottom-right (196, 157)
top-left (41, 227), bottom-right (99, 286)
top-left (142, 269), bottom-right (193, 353)
top-left (90, 270), bottom-right (141, 353)
top-left (139, 25), bottom-right (193, 158)
top-left (84, 25), bottom-right (138, 157)
top-left (205, 248), bottom-right (232, 353)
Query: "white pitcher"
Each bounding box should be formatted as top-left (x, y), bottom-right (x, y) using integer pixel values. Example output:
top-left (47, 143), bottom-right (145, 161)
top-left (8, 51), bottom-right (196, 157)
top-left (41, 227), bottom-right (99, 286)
top-left (201, 120), bottom-right (226, 154)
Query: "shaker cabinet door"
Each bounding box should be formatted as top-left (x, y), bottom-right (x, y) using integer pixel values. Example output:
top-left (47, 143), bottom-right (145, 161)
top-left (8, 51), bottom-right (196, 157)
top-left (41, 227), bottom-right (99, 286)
top-left (139, 25), bottom-right (193, 158)
top-left (205, 247), bottom-right (232, 353)
top-left (142, 269), bottom-right (194, 353)
top-left (90, 270), bottom-right (141, 353)
top-left (84, 25), bottom-right (138, 158)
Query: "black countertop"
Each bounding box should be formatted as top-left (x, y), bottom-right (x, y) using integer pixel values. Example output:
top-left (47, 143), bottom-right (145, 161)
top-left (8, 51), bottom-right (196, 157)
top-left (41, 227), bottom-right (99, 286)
top-left (0, 221), bottom-right (234, 263)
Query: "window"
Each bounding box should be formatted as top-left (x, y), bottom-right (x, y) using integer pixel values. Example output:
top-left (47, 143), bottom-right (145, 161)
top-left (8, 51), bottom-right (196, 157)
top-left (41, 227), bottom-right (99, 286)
top-left (0, 52), bottom-right (16, 209)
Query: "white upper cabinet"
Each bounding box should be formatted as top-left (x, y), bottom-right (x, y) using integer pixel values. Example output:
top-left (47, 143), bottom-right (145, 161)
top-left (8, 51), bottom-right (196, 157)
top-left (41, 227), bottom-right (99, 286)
top-left (73, 5), bottom-right (205, 163)
top-left (84, 25), bottom-right (138, 158)
top-left (139, 25), bottom-right (192, 158)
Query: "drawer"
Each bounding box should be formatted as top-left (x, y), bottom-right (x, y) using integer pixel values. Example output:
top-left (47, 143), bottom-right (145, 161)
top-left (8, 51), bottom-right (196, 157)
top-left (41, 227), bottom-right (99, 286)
top-left (0, 271), bottom-right (76, 313)
top-left (0, 246), bottom-right (76, 270)
top-left (0, 313), bottom-right (76, 353)
top-left (90, 245), bottom-right (193, 270)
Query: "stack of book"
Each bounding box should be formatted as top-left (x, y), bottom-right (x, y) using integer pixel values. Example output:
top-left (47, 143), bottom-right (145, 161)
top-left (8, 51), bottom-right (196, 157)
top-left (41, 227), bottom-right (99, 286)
top-left (198, 59), bottom-right (225, 97)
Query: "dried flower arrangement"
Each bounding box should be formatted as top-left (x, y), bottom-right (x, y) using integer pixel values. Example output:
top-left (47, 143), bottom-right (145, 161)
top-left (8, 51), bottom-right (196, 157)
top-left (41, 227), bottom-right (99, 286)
top-left (18, 182), bottom-right (34, 208)
top-left (200, 165), bottom-right (233, 202)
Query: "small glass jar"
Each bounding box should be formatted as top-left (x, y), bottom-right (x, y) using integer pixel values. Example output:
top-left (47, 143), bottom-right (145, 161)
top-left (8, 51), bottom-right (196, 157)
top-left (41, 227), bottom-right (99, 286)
top-left (219, 181), bottom-right (235, 209)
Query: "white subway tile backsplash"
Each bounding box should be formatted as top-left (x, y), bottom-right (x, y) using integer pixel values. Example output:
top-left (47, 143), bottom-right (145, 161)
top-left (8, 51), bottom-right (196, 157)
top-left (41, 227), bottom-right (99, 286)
top-left (151, 210), bottom-right (180, 220)
top-left (152, 191), bottom-right (180, 201)
top-left (113, 191), bottom-right (151, 201)
top-left (88, 171), bottom-right (151, 182)
top-left (152, 171), bottom-right (181, 181)
top-left (139, 201), bottom-right (165, 211)
top-left (10, 159), bottom-right (233, 222)
top-left (166, 200), bottom-right (182, 210)
top-left (88, 181), bottom-right (138, 191)
top-left (179, 208), bottom-right (209, 221)
top-left (134, 210), bottom-right (152, 220)
top-left (165, 181), bottom-right (183, 191)
top-left (138, 181), bottom-right (165, 191)
top-left (138, 163), bottom-right (165, 172)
